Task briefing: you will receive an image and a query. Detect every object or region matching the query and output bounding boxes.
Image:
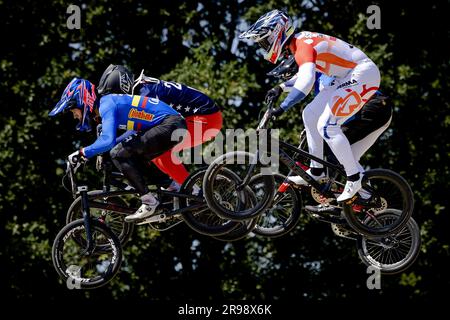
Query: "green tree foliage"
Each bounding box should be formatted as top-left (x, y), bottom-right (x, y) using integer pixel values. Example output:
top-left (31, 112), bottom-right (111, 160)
top-left (0, 0), bottom-right (448, 302)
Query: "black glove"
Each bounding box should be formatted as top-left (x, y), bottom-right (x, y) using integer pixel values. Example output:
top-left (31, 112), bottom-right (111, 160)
top-left (271, 107), bottom-right (285, 120)
top-left (265, 86), bottom-right (282, 104)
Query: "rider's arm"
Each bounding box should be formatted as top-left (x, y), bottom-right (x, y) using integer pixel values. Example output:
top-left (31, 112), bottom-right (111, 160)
top-left (116, 130), bottom-right (136, 144)
top-left (281, 72), bottom-right (325, 95)
top-left (279, 41), bottom-right (317, 111)
top-left (280, 75), bottom-right (298, 92)
top-left (82, 102), bottom-right (117, 158)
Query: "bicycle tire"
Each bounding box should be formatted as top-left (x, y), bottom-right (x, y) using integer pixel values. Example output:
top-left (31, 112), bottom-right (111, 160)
top-left (342, 169), bottom-right (414, 237)
top-left (52, 219), bottom-right (123, 289)
top-left (213, 218), bottom-right (258, 242)
top-left (213, 185), bottom-right (259, 241)
top-left (203, 151), bottom-right (275, 221)
top-left (180, 167), bottom-right (241, 236)
top-left (252, 173), bottom-right (302, 238)
top-left (66, 190), bottom-right (135, 247)
top-left (356, 209), bottom-right (421, 274)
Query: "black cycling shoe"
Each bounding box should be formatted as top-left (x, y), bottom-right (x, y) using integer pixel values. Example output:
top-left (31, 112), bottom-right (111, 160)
top-left (305, 204), bottom-right (342, 216)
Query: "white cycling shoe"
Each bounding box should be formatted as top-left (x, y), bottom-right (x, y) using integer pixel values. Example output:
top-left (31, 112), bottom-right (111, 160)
top-left (125, 201), bottom-right (160, 222)
top-left (288, 169), bottom-right (325, 186)
top-left (337, 175), bottom-right (363, 202)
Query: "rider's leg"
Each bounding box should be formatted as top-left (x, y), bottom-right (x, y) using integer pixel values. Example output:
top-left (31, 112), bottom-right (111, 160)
top-left (351, 118), bottom-right (391, 163)
top-left (303, 87), bottom-right (334, 171)
top-left (288, 89), bottom-right (333, 185)
top-left (111, 116), bottom-right (187, 220)
top-left (344, 99), bottom-right (393, 163)
top-left (350, 117), bottom-right (392, 199)
top-left (152, 111), bottom-right (223, 187)
top-left (317, 60), bottom-right (381, 201)
top-left (110, 141), bottom-right (149, 196)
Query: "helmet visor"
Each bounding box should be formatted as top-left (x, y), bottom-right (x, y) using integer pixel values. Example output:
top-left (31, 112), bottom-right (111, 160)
top-left (257, 37), bottom-right (271, 52)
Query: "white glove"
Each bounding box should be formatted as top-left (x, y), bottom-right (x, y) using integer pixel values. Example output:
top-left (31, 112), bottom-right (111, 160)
top-left (68, 149), bottom-right (87, 171)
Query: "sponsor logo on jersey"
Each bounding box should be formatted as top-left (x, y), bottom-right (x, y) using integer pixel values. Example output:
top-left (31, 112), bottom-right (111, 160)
top-left (337, 79), bottom-right (358, 89)
top-left (128, 108), bottom-right (154, 121)
top-left (331, 91), bottom-right (362, 117)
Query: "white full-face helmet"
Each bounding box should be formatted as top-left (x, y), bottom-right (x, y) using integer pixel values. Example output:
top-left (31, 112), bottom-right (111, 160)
top-left (240, 10), bottom-right (295, 64)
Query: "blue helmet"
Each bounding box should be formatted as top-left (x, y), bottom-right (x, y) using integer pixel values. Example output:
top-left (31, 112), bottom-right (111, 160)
top-left (49, 78), bottom-right (98, 132)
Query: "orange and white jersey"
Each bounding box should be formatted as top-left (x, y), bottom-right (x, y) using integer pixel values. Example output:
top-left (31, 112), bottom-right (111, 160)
top-left (278, 31), bottom-right (381, 179)
top-left (291, 31), bottom-right (368, 78)
top-left (279, 31), bottom-right (373, 110)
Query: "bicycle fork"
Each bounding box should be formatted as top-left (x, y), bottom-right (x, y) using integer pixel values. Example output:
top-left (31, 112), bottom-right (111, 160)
top-left (78, 185), bottom-right (95, 254)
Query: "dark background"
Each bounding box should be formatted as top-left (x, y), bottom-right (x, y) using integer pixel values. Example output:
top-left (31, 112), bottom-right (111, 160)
top-left (0, 0), bottom-right (448, 306)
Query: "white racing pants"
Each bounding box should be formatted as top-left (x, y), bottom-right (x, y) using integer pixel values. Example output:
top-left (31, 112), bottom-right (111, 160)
top-left (303, 59), bottom-right (381, 176)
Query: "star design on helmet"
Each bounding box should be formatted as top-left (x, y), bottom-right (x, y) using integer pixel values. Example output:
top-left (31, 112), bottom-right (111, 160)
top-left (193, 108), bottom-right (199, 113)
top-left (169, 103), bottom-right (174, 107)
top-left (176, 105), bottom-right (182, 110)
top-left (184, 106), bottom-right (190, 112)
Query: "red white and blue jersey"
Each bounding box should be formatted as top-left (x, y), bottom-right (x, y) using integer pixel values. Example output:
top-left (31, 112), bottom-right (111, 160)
top-left (280, 31), bottom-right (370, 110)
top-left (137, 77), bottom-right (219, 117)
top-left (83, 94), bottom-right (180, 158)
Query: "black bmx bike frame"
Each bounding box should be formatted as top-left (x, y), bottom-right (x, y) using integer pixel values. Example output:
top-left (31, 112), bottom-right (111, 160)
top-left (239, 98), bottom-right (347, 200)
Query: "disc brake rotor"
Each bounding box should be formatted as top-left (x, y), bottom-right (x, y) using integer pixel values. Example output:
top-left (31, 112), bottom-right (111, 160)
top-left (367, 197), bottom-right (388, 214)
top-left (331, 223), bottom-right (355, 239)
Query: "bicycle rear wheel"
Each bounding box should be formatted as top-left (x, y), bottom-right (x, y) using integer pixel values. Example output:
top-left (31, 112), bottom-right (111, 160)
top-left (251, 173), bottom-right (302, 238)
top-left (212, 218), bottom-right (258, 241)
top-left (203, 151), bottom-right (275, 221)
top-left (180, 167), bottom-right (241, 236)
top-left (342, 169), bottom-right (414, 237)
top-left (52, 219), bottom-right (122, 289)
top-left (213, 185), bottom-right (259, 241)
top-left (356, 209), bottom-right (421, 274)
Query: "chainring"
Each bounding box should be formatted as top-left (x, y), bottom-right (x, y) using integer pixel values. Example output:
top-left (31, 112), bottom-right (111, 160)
top-left (311, 177), bottom-right (338, 204)
top-left (366, 196), bottom-right (388, 214)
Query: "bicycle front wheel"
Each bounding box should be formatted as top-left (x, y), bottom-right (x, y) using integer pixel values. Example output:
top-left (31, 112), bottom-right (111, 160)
top-left (66, 190), bottom-right (136, 247)
top-left (251, 173), bottom-right (302, 238)
top-left (52, 219), bottom-right (123, 289)
top-left (203, 151), bottom-right (275, 221)
top-left (342, 169), bottom-right (414, 237)
top-left (180, 167), bottom-right (241, 236)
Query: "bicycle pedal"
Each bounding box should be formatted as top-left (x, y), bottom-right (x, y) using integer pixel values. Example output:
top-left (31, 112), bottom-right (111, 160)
top-left (344, 195), bottom-right (358, 205)
top-left (136, 213), bottom-right (167, 225)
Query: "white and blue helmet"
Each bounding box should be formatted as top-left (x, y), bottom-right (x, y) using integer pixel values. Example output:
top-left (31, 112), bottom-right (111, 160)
top-left (240, 10), bottom-right (295, 64)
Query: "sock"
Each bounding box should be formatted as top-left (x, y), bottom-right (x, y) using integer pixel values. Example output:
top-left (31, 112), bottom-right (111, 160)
top-left (310, 168), bottom-right (324, 176)
top-left (141, 192), bottom-right (157, 205)
top-left (347, 172), bottom-right (360, 182)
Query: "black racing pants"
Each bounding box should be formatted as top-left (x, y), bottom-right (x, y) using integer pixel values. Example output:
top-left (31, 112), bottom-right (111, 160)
top-left (110, 115), bottom-right (187, 195)
top-left (342, 94), bottom-right (393, 144)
